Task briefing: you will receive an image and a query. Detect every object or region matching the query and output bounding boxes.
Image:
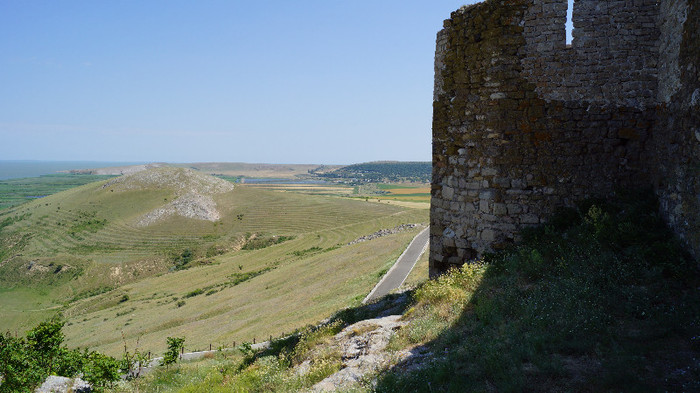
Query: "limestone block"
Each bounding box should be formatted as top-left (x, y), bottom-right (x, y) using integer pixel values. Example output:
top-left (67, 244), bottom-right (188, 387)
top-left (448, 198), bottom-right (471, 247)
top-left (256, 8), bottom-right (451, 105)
top-left (442, 186), bottom-right (454, 200)
top-left (479, 200), bottom-right (490, 212)
top-left (521, 214), bottom-right (540, 224)
top-left (481, 229), bottom-right (496, 241)
top-left (493, 203), bottom-right (508, 215)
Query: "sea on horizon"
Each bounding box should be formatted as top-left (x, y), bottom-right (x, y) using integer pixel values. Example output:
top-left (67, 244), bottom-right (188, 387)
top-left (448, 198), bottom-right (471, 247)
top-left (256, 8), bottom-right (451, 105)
top-left (0, 160), bottom-right (145, 181)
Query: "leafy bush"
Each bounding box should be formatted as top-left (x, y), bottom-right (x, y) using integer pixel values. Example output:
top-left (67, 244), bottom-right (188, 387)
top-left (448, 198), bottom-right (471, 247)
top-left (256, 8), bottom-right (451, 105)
top-left (0, 318), bottom-right (120, 392)
top-left (291, 247), bottom-right (323, 257)
top-left (162, 337), bottom-right (185, 368)
top-left (172, 248), bottom-right (194, 270)
top-left (241, 235), bottom-right (295, 250)
top-left (184, 288), bottom-right (204, 298)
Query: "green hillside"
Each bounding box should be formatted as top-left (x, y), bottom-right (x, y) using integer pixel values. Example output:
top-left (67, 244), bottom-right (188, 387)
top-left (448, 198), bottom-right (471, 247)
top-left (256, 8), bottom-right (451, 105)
top-left (313, 161), bottom-right (431, 183)
top-left (105, 191), bottom-right (699, 393)
top-left (0, 167), bottom-right (428, 356)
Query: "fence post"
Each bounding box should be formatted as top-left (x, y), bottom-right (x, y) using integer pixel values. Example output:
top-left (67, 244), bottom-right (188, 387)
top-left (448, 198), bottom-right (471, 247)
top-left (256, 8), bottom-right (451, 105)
top-left (210, 343), bottom-right (212, 351)
top-left (253, 337), bottom-right (256, 344)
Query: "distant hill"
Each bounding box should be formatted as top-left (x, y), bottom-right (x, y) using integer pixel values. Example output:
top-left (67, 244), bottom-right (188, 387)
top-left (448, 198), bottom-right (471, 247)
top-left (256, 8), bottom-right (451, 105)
top-left (170, 162), bottom-right (343, 179)
top-left (65, 163), bottom-right (167, 176)
top-left (66, 162), bottom-right (342, 179)
top-left (314, 161), bottom-right (431, 183)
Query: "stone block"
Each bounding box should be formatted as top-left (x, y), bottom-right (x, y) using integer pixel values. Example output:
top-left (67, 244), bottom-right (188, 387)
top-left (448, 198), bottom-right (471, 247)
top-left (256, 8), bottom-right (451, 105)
top-left (481, 229), bottom-right (496, 241)
top-left (493, 203), bottom-right (508, 215)
top-left (521, 214), bottom-right (540, 224)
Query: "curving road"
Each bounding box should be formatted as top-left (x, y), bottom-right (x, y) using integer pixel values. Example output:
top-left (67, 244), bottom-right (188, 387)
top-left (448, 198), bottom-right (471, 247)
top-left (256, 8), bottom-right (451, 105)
top-left (363, 226), bottom-right (430, 304)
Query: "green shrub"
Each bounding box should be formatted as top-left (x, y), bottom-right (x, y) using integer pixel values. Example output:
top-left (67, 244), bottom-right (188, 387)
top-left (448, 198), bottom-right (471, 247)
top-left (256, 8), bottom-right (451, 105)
top-left (0, 319), bottom-right (120, 392)
top-left (162, 337), bottom-right (185, 368)
top-left (173, 249), bottom-right (195, 270)
top-left (241, 235), bottom-right (295, 250)
top-left (184, 288), bottom-right (204, 298)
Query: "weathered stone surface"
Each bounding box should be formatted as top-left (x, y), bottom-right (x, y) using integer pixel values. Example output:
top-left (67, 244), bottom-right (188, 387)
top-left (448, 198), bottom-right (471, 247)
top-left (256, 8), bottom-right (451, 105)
top-left (431, 0), bottom-right (700, 276)
top-left (309, 315), bottom-right (407, 392)
top-left (35, 376), bottom-right (91, 393)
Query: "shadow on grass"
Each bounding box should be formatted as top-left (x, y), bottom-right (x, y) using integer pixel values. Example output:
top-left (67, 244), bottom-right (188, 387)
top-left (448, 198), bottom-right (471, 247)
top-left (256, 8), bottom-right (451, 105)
top-left (242, 289), bottom-right (415, 368)
top-left (375, 189), bottom-right (700, 392)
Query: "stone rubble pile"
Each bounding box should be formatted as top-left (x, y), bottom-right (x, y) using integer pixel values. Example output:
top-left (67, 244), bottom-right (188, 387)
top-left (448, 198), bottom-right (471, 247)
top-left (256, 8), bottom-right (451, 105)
top-left (347, 224), bottom-right (421, 245)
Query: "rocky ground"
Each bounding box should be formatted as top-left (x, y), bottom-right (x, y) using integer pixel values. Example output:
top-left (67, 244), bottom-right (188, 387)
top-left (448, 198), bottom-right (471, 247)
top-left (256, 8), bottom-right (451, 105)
top-left (35, 376), bottom-right (91, 393)
top-left (298, 291), bottom-right (434, 392)
top-left (347, 224), bottom-right (422, 245)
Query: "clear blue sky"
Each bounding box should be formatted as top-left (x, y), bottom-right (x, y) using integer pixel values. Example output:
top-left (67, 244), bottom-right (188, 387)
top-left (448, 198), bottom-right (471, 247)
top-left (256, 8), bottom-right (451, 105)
top-left (1, 1), bottom-right (572, 165)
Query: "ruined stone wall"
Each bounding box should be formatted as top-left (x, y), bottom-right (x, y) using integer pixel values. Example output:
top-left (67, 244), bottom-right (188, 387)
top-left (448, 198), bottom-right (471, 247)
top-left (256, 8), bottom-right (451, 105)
top-left (431, 0), bottom-right (699, 276)
top-left (521, 0), bottom-right (660, 106)
top-left (650, 0), bottom-right (700, 258)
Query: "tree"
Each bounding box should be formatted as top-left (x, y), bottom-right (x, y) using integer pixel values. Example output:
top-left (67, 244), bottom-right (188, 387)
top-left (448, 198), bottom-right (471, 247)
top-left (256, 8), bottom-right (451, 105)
top-left (162, 336), bottom-right (185, 368)
top-left (25, 319), bottom-right (64, 374)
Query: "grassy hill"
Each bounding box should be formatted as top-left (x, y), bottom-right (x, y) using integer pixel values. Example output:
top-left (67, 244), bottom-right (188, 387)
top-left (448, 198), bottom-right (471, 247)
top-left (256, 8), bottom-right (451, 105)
top-left (107, 190), bottom-right (699, 392)
top-left (0, 167), bottom-right (428, 356)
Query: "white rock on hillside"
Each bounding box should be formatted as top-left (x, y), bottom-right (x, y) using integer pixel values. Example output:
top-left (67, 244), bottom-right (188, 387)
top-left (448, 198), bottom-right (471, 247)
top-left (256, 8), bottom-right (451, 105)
top-left (309, 315), bottom-right (406, 392)
top-left (101, 167), bottom-right (234, 226)
top-left (35, 375), bottom-right (91, 393)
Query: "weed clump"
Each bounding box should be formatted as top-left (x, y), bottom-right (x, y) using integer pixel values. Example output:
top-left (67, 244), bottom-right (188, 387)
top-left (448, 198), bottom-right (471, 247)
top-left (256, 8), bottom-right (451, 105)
top-left (242, 235), bottom-right (295, 251)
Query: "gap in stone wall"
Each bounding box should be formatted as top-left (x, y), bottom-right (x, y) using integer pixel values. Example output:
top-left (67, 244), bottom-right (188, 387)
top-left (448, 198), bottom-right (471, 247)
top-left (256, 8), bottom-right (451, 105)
top-left (565, 0), bottom-right (574, 45)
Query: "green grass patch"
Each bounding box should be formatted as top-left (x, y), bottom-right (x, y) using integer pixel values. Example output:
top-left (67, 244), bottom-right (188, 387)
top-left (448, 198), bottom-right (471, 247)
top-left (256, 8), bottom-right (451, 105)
top-left (376, 190), bottom-right (700, 392)
top-left (290, 247), bottom-right (323, 257)
top-left (0, 212), bottom-right (31, 231)
top-left (224, 266), bottom-right (276, 287)
top-left (376, 183), bottom-right (417, 190)
top-left (184, 288), bottom-right (205, 298)
top-left (68, 286), bottom-right (115, 303)
top-left (242, 235), bottom-right (295, 250)
top-left (383, 193), bottom-right (430, 198)
top-left (68, 211), bottom-right (107, 237)
top-left (107, 294), bottom-right (411, 393)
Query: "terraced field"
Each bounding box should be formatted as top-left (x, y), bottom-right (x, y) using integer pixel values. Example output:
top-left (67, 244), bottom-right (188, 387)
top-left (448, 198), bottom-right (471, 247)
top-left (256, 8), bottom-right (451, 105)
top-left (0, 170), bottom-right (429, 356)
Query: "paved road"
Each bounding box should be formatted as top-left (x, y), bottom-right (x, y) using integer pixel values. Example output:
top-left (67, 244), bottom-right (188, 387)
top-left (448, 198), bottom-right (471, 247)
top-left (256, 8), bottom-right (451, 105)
top-left (363, 226), bottom-right (430, 304)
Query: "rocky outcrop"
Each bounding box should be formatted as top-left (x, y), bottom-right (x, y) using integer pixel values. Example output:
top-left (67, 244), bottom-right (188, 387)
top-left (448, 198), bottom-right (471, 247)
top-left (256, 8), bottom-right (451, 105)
top-left (101, 167), bottom-right (235, 226)
top-left (347, 224), bottom-right (421, 245)
top-left (35, 376), bottom-right (91, 393)
top-left (136, 193), bottom-right (221, 226)
top-left (309, 315), bottom-right (406, 391)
